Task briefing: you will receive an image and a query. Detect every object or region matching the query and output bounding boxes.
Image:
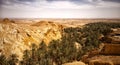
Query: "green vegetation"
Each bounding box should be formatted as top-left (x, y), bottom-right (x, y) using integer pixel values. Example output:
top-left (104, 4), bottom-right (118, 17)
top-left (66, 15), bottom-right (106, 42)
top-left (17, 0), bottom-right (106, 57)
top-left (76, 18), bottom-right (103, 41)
top-left (0, 22), bottom-right (120, 65)
top-left (0, 54), bottom-right (18, 65)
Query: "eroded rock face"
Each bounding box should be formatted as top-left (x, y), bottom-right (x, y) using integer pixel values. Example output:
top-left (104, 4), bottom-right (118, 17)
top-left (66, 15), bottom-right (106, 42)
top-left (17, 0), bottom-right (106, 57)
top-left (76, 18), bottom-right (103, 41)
top-left (0, 21), bottom-right (62, 60)
top-left (88, 56), bottom-right (120, 65)
top-left (89, 59), bottom-right (114, 65)
top-left (100, 44), bottom-right (120, 55)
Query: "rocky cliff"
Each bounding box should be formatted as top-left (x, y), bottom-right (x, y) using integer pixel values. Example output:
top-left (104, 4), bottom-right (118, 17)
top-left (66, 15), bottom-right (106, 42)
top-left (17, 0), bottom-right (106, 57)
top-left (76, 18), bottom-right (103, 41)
top-left (0, 19), bottom-right (62, 60)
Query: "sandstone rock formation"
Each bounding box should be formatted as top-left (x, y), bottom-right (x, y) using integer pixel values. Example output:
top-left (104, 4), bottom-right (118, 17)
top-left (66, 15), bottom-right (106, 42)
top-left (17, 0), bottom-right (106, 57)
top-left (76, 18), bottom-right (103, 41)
top-left (0, 19), bottom-right (62, 60)
top-left (62, 61), bottom-right (86, 65)
top-left (82, 28), bottom-right (120, 65)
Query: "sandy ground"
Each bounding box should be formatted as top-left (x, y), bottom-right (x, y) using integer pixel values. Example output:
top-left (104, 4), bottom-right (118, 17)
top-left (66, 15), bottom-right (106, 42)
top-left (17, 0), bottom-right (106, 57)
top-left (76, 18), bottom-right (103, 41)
top-left (62, 61), bottom-right (86, 65)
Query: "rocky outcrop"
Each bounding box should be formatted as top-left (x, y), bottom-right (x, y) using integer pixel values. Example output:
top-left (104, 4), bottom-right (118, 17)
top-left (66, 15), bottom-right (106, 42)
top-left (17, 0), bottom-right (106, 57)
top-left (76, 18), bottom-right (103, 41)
top-left (101, 28), bottom-right (120, 44)
top-left (82, 28), bottom-right (120, 65)
top-left (62, 61), bottom-right (85, 65)
top-left (83, 44), bottom-right (120, 65)
top-left (89, 59), bottom-right (114, 65)
top-left (0, 20), bottom-right (62, 60)
top-left (100, 44), bottom-right (120, 55)
top-left (88, 56), bottom-right (120, 65)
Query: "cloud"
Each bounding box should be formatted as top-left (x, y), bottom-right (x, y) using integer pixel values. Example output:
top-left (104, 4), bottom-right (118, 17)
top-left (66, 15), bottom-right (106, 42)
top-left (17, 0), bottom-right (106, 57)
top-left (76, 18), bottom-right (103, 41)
top-left (18, 0), bottom-right (35, 2)
top-left (96, 0), bottom-right (120, 8)
top-left (0, 0), bottom-right (120, 18)
top-left (103, 0), bottom-right (120, 3)
top-left (0, 0), bottom-right (2, 4)
top-left (0, 0), bottom-right (120, 9)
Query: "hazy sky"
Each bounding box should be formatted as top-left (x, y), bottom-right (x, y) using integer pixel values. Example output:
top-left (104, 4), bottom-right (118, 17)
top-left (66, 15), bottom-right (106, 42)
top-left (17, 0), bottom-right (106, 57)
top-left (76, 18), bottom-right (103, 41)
top-left (0, 0), bottom-right (120, 18)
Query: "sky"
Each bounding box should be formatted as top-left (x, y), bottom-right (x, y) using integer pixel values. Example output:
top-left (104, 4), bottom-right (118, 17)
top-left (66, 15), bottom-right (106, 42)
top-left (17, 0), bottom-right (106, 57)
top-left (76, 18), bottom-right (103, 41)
top-left (0, 0), bottom-right (120, 18)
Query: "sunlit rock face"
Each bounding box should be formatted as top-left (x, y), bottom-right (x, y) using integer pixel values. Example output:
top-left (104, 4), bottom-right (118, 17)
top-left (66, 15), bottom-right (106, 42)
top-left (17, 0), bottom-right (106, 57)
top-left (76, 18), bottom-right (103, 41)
top-left (62, 61), bottom-right (86, 65)
top-left (0, 20), bottom-right (62, 60)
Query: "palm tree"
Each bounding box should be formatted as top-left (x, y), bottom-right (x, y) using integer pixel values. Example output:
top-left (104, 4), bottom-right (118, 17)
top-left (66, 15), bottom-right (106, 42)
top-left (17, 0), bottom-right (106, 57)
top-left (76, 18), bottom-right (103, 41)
top-left (31, 43), bottom-right (37, 59)
top-left (39, 41), bottom-right (47, 51)
top-left (0, 54), bottom-right (9, 65)
top-left (8, 54), bottom-right (18, 65)
top-left (31, 43), bottom-right (38, 65)
top-left (22, 50), bottom-right (30, 65)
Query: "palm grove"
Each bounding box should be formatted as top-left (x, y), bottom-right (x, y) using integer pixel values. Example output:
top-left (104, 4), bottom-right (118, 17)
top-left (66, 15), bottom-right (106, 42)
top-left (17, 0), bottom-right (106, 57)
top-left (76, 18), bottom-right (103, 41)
top-left (0, 22), bottom-right (120, 65)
